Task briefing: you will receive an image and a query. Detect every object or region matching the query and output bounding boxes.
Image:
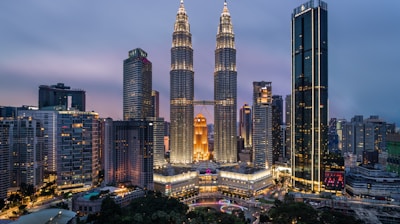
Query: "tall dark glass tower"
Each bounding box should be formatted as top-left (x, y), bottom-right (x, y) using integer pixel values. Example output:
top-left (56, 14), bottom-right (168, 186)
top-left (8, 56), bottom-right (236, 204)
top-left (239, 104), bottom-right (252, 150)
top-left (291, 0), bottom-right (328, 192)
top-left (272, 95), bottom-right (283, 163)
top-left (123, 48), bottom-right (152, 120)
top-left (170, 0), bottom-right (194, 164)
top-left (214, 1), bottom-right (237, 163)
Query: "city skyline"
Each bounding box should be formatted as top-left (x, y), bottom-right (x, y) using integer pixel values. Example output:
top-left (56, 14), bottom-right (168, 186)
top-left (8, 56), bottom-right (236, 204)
top-left (1, 0), bottom-right (399, 126)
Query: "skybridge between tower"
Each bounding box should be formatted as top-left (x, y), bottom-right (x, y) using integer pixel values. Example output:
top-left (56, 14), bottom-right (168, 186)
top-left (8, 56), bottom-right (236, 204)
top-left (193, 100), bottom-right (214, 106)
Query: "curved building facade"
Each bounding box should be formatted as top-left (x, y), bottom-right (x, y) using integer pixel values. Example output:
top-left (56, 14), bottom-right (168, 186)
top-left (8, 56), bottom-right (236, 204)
top-left (170, 0), bottom-right (194, 164)
top-left (214, 2), bottom-right (237, 163)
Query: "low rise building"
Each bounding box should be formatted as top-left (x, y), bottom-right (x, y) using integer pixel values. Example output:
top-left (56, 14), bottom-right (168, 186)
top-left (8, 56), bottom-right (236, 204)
top-left (345, 165), bottom-right (400, 200)
top-left (153, 162), bottom-right (273, 200)
top-left (72, 186), bottom-right (145, 215)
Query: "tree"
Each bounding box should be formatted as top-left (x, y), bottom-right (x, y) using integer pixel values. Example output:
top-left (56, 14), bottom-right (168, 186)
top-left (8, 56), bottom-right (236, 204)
top-left (95, 196), bottom-right (122, 224)
top-left (268, 200), bottom-right (319, 223)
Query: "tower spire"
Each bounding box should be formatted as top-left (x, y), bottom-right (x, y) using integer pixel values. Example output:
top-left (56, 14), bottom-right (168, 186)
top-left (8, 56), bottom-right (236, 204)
top-left (222, 0), bottom-right (230, 16)
top-left (178, 0), bottom-right (186, 14)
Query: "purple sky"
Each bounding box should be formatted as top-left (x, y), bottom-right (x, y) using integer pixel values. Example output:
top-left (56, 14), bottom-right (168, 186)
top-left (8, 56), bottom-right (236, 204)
top-left (1, 0), bottom-right (399, 126)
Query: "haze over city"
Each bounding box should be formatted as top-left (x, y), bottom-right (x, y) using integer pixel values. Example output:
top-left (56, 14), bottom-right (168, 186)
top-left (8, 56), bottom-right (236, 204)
top-left (1, 0), bottom-right (399, 125)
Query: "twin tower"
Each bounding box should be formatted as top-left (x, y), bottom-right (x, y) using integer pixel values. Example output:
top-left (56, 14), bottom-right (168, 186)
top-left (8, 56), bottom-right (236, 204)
top-left (170, 1), bottom-right (237, 164)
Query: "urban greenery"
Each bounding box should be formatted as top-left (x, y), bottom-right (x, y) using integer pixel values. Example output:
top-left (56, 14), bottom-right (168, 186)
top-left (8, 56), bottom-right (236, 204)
top-left (86, 191), bottom-right (247, 224)
top-left (266, 195), bottom-right (364, 224)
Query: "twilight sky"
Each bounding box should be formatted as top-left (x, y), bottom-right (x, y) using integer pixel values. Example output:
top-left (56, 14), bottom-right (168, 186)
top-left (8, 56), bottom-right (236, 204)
top-left (1, 0), bottom-right (399, 126)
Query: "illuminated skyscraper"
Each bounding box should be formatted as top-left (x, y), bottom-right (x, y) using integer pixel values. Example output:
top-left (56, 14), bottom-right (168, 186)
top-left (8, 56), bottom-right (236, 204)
top-left (193, 114), bottom-right (209, 161)
top-left (239, 104), bottom-right (252, 150)
top-left (214, 1), bottom-right (237, 163)
top-left (291, 0), bottom-right (328, 192)
top-left (123, 48), bottom-right (152, 120)
top-left (252, 81), bottom-right (272, 169)
top-left (170, 0), bottom-right (194, 164)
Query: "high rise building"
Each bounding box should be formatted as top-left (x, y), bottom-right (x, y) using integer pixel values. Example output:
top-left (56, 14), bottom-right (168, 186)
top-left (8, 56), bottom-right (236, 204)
top-left (39, 83), bottom-right (85, 111)
top-left (6, 117), bottom-right (44, 189)
top-left (123, 48), bottom-right (152, 120)
top-left (151, 90), bottom-right (160, 118)
top-left (57, 111), bottom-right (100, 190)
top-left (252, 81), bottom-right (272, 169)
top-left (107, 119), bottom-right (157, 190)
top-left (328, 118), bottom-right (339, 153)
top-left (193, 114), bottom-right (209, 161)
top-left (342, 115), bottom-right (391, 166)
top-left (239, 104), bottom-right (252, 150)
top-left (291, 0), bottom-right (328, 192)
top-left (0, 122), bottom-right (10, 200)
top-left (152, 117), bottom-right (166, 169)
top-left (18, 110), bottom-right (58, 173)
top-left (214, 2), bottom-right (237, 163)
top-left (284, 95), bottom-right (291, 160)
top-left (272, 95), bottom-right (283, 163)
top-left (387, 133), bottom-right (400, 175)
top-left (170, 0), bottom-right (194, 164)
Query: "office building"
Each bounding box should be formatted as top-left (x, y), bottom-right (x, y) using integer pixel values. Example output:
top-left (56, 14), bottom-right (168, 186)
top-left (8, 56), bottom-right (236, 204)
top-left (104, 119), bottom-right (158, 190)
top-left (291, 0), bottom-right (328, 192)
top-left (252, 81), bottom-right (272, 169)
top-left (341, 115), bottom-right (391, 166)
top-left (0, 122), bottom-right (10, 200)
top-left (39, 83), bottom-right (85, 111)
top-left (123, 48), bottom-right (152, 120)
top-left (0, 106), bottom-right (19, 118)
top-left (152, 117), bottom-right (166, 169)
top-left (328, 118), bottom-right (339, 153)
top-left (284, 95), bottom-right (291, 160)
top-left (239, 104), bottom-right (252, 150)
top-left (345, 165), bottom-right (400, 200)
top-left (387, 133), bottom-right (400, 175)
top-left (214, 2), bottom-right (237, 163)
top-left (272, 95), bottom-right (283, 163)
top-left (170, 0), bottom-right (194, 164)
top-left (151, 90), bottom-right (160, 118)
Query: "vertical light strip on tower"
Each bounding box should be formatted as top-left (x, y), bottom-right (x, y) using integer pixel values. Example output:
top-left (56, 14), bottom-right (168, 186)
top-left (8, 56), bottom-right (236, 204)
top-left (214, 1), bottom-right (237, 163)
top-left (170, 0), bottom-right (194, 164)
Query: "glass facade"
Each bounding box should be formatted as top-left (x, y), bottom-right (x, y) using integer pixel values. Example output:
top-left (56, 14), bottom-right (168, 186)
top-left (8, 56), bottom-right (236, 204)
top-left (239, 104), bottom-right (252, 150)
top-left (123, 48), bottom-right (152, 121)
top-left (110, 119), bottom-right (157, 190)
top-left (214, 2), bottom-right (237, 163)
top-left (39, 83), bottom-right (86, 111)
top-left (170, 0), bottom-right (194, 164)
top-left (272, 95), bottom-right (283, 163)
top-left (291, 1), bottom-right (328, 192)
top-left (252, 81), bottom-right (272, 169)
